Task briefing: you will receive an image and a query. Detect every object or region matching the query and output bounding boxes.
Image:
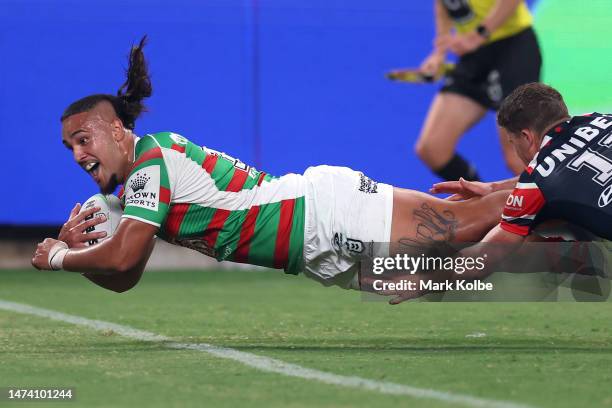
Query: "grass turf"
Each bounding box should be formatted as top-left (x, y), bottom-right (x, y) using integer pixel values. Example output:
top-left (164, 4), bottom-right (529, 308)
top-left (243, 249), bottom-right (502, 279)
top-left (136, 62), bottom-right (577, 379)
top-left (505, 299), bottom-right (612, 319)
top-left (1, 269), bottom-right (611, 407)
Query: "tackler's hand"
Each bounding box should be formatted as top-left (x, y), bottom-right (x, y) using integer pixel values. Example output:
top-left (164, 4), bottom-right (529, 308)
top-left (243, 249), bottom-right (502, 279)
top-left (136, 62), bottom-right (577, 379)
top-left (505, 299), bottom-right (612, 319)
top-left (430, 178), bottom-right (494, 201)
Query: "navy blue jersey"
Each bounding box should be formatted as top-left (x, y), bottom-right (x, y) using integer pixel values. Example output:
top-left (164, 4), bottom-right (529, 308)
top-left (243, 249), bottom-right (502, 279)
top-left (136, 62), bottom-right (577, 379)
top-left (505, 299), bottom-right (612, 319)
top-left (501, 113), bottom-right (612, 239)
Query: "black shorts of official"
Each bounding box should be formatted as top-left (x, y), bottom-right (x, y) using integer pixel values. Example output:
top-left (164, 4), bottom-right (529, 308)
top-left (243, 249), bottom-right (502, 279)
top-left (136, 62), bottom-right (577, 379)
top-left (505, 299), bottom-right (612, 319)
top-left (440, 27), bottom-right (542, 111)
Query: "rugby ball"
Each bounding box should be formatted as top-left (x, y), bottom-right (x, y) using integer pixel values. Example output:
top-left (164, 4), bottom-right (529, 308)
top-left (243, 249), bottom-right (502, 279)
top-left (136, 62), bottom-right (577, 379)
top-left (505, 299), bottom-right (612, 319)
top-left (78, 194), bottom-right (123, 246)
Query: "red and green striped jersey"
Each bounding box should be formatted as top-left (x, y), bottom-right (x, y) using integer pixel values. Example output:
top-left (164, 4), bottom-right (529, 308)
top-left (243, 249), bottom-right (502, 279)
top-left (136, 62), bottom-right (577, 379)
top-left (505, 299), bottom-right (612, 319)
top-left (120, 132), bottom-right (306, 273)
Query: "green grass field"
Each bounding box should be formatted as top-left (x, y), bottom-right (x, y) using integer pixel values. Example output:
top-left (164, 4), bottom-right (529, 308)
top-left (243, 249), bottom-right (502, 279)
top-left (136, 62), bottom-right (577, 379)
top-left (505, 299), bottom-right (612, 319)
top-left (1, 269), bottom-right (611, 408)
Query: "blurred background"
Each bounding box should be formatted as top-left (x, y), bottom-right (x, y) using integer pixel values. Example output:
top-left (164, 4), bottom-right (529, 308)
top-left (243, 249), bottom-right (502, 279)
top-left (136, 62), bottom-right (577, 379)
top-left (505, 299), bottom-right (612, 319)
top-left (2, 5), bottom-right (612, 404)
top-left (1, 0), bottom-right (611, 230)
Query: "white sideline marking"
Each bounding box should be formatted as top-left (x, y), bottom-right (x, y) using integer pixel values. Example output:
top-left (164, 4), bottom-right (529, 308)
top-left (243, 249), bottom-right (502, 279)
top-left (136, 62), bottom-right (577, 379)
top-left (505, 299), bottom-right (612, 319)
top-left (0, 299), bottom-right (534, 408)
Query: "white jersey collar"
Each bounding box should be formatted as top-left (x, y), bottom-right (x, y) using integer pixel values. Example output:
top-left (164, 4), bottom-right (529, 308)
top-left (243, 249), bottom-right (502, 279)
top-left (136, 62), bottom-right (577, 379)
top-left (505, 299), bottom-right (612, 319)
top-left (132, 134), bottom-right (141, 162)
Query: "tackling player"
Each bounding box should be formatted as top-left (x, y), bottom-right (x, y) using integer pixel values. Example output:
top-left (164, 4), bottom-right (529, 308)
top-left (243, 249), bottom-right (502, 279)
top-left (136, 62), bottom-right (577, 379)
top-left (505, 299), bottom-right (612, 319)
top-left (31, 37), bottom-right (510, 293)
top-left (391, 83), bottom-right (612, 303)
top-left (449, 83), bottom-right (612, 242)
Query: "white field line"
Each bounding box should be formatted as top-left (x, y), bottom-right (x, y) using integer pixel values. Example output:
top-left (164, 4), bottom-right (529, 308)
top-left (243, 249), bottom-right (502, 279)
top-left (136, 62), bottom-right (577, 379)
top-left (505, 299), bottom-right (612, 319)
top-left (0, 299), bottom-right (534, 408)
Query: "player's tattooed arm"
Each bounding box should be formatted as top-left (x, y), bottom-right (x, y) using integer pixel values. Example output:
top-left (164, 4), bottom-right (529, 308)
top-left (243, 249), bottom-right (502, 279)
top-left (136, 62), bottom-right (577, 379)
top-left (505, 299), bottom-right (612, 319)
top-left (380, 203), bottom-right (458, 305)
top-left (398, 203), bottom-right (458, 250)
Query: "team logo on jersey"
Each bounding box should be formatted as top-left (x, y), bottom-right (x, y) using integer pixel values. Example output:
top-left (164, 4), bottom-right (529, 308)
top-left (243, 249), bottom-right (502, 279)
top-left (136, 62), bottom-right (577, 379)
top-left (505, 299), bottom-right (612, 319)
top-left (598, 185), bottom-right (612, 208)
top-left (169, 133), bottom-right (188, 145)
top-left (125, 165), bottom-right (160, 211)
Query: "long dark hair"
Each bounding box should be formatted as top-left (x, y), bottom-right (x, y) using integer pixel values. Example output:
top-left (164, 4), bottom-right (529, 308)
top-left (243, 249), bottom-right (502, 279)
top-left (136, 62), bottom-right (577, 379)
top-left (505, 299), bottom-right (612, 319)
top-left (60, 36), bottom-right (152, 130)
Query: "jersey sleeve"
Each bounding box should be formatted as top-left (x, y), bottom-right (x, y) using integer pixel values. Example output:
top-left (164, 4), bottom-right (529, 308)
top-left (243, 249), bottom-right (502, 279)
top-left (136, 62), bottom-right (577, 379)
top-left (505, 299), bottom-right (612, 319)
top-left (499, 176), bottom-right (547, 236)
top-left (121, 136), bottom-right (172, 227)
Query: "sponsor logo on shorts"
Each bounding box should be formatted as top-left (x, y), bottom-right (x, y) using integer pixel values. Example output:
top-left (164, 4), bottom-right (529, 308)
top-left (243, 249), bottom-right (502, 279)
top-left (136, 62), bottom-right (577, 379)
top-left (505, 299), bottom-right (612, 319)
top-left (333, 233), bottom-right (364, 254)
top-left (358, 173), bottom-right (378, 194)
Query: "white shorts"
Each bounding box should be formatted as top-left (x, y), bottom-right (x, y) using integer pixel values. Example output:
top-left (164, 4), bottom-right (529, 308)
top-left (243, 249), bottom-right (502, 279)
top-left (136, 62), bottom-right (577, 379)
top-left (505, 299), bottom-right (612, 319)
top-left (302, 165), bottom-right (394, 289)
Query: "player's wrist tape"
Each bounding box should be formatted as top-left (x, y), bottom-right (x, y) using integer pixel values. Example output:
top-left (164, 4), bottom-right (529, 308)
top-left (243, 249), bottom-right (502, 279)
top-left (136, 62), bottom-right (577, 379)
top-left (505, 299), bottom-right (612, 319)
top-left (48, 241), bottom-right (69, 271)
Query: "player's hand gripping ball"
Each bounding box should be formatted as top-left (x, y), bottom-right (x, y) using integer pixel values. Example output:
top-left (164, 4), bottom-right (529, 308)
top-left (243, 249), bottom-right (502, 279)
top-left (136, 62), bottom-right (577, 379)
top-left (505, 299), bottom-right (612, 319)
top-left (77, 194), bottom-right (123, 246)
top-left (57, 194), bottom-right (122, 248)
top-left (32, 195), bottom-right (122, 270)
